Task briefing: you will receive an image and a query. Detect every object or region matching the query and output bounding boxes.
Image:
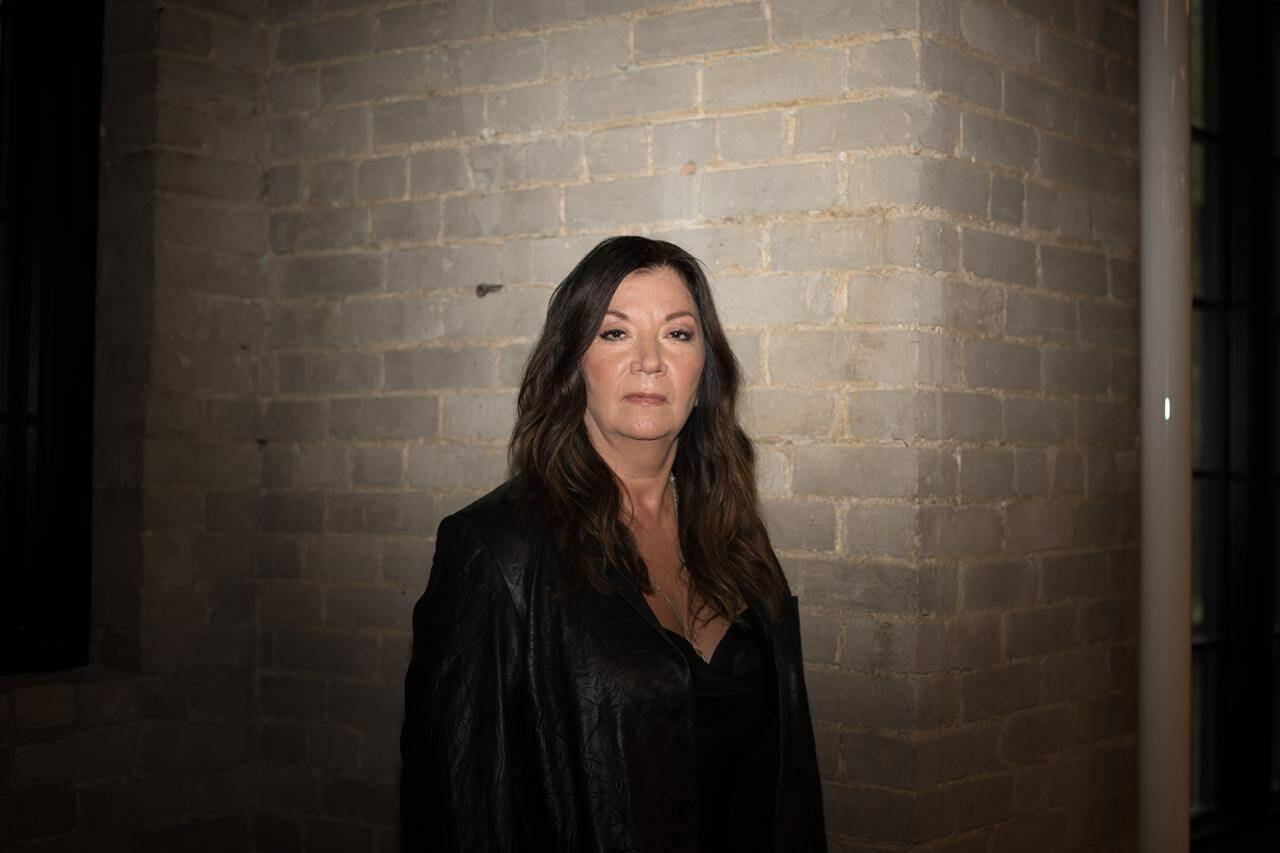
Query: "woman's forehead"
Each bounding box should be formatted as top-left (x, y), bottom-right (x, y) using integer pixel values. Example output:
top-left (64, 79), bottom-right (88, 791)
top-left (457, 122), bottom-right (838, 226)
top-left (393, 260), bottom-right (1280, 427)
top-left (607, 267), bottom-right (697, 314)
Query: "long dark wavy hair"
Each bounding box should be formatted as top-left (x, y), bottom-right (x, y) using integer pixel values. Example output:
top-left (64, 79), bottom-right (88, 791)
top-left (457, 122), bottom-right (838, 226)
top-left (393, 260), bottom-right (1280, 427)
top-left (509, 236), bottom-right (788, 627)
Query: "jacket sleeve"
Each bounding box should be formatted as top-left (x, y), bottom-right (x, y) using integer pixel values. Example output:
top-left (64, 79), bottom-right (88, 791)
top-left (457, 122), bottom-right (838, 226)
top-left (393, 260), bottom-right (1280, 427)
top-left (401, 513), bottom-right (526, 852)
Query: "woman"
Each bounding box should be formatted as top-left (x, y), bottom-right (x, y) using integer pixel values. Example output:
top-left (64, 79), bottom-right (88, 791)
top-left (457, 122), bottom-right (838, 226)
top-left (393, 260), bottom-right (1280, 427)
top-left (401, 236), bottom-right (826, 851)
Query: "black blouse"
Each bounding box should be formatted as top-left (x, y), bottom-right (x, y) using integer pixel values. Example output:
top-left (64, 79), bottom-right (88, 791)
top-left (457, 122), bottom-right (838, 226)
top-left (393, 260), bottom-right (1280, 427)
top-left (662, 605), bottom-right (780, 853)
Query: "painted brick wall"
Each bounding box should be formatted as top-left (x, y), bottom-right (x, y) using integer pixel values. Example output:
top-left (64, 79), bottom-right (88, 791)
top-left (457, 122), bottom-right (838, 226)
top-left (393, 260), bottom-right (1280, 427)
top-left (257, 1), bottom-right (1140, 849)
top-left (1, 0), bottom-right (1140, 850)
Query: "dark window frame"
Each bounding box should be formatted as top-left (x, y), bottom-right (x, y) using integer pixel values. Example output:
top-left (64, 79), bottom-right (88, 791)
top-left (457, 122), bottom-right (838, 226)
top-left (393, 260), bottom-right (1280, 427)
top-left (0, 0), bottom-right (104, 674)
top-left (1189, 0), bottom-right (1280, 847)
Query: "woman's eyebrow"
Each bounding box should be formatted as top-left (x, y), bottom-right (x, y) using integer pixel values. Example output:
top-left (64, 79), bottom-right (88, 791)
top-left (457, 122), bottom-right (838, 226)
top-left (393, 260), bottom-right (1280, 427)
top-left (602, 310), bottom-right (696, 321)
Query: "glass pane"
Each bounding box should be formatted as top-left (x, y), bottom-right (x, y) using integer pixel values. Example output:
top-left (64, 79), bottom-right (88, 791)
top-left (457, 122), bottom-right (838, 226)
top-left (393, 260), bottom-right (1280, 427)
top-left (1191, 649), bottom-right (1219, 812)
top-left (1193, 309), bottom-right (1227, 471)
top-left (1192, 140), bottom-right (1224, 302)
top-left (1228, 307), bottom-right (1249, 473)
top-left (1272, 638), bottom-right (1279, 792)
top-left (1192, 477), bottom-right (1226, 635)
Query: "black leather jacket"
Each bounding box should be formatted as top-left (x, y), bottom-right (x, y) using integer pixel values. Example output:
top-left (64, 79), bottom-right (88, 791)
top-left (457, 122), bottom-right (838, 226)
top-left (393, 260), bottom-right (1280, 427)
top-left (401, 478), bottom-right (827, 851)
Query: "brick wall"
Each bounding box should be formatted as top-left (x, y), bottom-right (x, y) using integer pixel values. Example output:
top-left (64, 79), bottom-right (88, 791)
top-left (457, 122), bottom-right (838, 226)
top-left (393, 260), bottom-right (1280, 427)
top-left (1, 0), bottom-right (1140, 850)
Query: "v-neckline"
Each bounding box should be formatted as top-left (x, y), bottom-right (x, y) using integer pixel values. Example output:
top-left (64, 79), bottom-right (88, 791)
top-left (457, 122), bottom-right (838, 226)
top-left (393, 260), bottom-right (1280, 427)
top-left (660, 607), bottom-right (751, 668)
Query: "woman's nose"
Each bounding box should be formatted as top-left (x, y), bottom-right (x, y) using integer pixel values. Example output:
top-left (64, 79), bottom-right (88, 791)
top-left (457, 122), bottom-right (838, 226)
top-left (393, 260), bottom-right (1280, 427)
top-left (631, 337), bottom-right (665, 374)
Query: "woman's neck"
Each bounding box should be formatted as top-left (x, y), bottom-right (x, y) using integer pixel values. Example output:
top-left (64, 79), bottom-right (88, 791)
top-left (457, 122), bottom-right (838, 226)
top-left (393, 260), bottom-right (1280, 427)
top-left (585, 429), bottom-right (677, 526)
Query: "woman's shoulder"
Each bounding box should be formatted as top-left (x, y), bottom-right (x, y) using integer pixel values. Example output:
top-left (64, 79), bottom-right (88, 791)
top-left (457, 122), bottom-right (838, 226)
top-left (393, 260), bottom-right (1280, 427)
top-left (440, 474), bottom-right (548, 572)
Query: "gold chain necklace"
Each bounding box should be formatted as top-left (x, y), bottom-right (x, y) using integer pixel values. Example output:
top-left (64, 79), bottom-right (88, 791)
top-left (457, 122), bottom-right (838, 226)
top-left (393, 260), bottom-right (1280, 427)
top-left (651, 473), bottom-right (707, 662)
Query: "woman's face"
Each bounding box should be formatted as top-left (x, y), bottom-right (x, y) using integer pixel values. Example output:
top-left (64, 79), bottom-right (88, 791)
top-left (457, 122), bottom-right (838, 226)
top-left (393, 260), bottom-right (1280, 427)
top-left (580, 266), bottom-right (706, 451)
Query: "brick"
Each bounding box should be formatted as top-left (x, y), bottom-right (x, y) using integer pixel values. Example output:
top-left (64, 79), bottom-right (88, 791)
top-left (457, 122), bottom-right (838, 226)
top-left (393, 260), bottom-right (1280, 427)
top-left (742, 388), bottom-right (836, 439)
top-left (939, 391), bottom-right (1002, 442)
top-left (11, 730), bottom-right (135, 786)
top-left (486, 84), bottom-right (563, 134)
top-left (772, 0), bottom-right (916, 44)
top-left (12, 685), bottom-right (77, 730)
top-left (157, 58), bottom-right (256, 103)
top-left (271, 629), bottom-right (380, 676)
top-left (701, 163), bottom-right (840, 219)
top-left (263, 300), bottom-right (334, 348)
top-left (321, 53), bottom-right (428, 106)
top-left (441, 287), bottom-right (551, 338)
top-left (920, 39), bottom-right (1001, 110)
top-left (704, 49), bottom-right (843, 109)
top-left (569, 65), bottom-right (697, 123)
top-left (959, 448), bottom-right (1014, 498)
top-left (1078, 399), bottom-right (1136, 446)
top-left (806, 670), bottom-right (913, 728)
top-left (157, 7), bottom-right (211, 55)
top-left (794, 446), bottom-right (922, 498)
top-left (470, 138), bottom-right (580, 190)
top-left (269, 68), bottom-right (319, 113)
top-left (718, 112), bottom-right (785, 162)
top-left (1006, 500), bottom-right (1075, 550)
top-left (962, 559), bottom-right (1036, 611)
top-left (770, 217), bottom-right (883, 271)
top-left (847, 37), bottom-right (919, 89)
top-left (387, 245), bottom-right (501, 293)
top-left (1014, 450), bottom-right (1050, 496)
top-left (921, 505), bottom-right (1003, 557)
top-left (1010, 0), bottom-right (1076, 29)
top-left (270, 208), bottom-right (367, 252)
top-left (372, 95), bottom-right (483, 147)
top-left (964, 338), bottom-right (1040, 390)
top-left (962, 661), bottom-right (1040, 721)
top-left (372, 201), bottom-right (441, 242)
top-left (846, 389), bottom-right (937, 440)
top-left (990, 174), bottom-right (1025, 224)
top-left (340, 295), bottom-right (445, 343)
top-left (799, 612), bottom-right (839, 665)
top-left (651, 119), bottom-right (715, 171)
top-left (1043, 649), bottom-right (1109, 702)
top-left (385, 347), bottom-right (497, 389)
top-left (959, 0), bottom-right (1036, 66)
top-left (1044, 347), bottom-right (1109, 394)
top-left (1003, 397), bottom-right (1074, 444)
top-left (1006, 290), bottom-right (1078, 342)
top-left (1026, 182), bottom-right (1090, 239)
top-left (545, 23), bottom-right (630, 78)
top-left (409, 443), bottom-right (508, 491)
top-left (376, 3), bottom-right (486, 49)
top-left (635, 4), bottom-right (767, 60)
top-left (962, 111), bottom-right (1037, 170)
top-left (155, 152), bottom-right (260, 203)
top-left (445, 187), bottom-right (560, 238)
top-left (1079, 96), bottom-right (1138, 150)
top-left (712, 273), bottom-right (836, 327)
top-left (567, 175), bottom-right (693, 229)
top-left (1042, 245), bottom-right (1107, 294)
top-left (1006, 603), bottom-right (1077, 658)
top-left (268, 165), bottom-right (301, 203)
top-left (499, 235), bottom-right (600, 284)
top-left (352, 447), bottom-right (403, 487)
top-left (1000, 705), bottom-right (1075, 763)
top-left (770, 328), bottom-right (958, 386)
top-left (796, 96), bottom-right (957, 154)
top-left (849, 154), bottom-right (988, 216)
top-left (357, 157), bottom-right (407, 200)
top-left (585, 126), bottom-right (646, 177)
top-left (1075, 298), bottom-right (1136, 345)
top-left (434, 37), bottom-right (545, 89)
top-left (651, 225), bottom-right (764, 273)
top-left (327, 586), bottom-right (410, 630)
top-left (442, 393), bottom-right (517, 440)
top-left (407, 150), bottom-right (468, 197)
top-left (277, 18), bottom-right (373, 64)
top-left (884, 216), bottom-right (961, 272)
top-left (961, 227), bottom-right (1036, 286)
top-left (1039, 32), bottom-right (1107, 94)
top-left (1040, 136), bottom-right (1131, 196)
top-left (843, 502), bottom-right (917, 558)
top-left (1090, 196), bottom-right (1138, 248)
top-left (308, 161), bottom-right (356, 202)
top-left (327, 491), bottom-right (436, 536)
top-left (156, 245), bottom-right (265, 297)
top-left (760, 499), bottom-right (836, 551)
top-left (277, 352), bottom-right (380, 393)
top-left (279, 254), bottom-right (382, 297)
top-left (330, 397), bottom-right (439, 440)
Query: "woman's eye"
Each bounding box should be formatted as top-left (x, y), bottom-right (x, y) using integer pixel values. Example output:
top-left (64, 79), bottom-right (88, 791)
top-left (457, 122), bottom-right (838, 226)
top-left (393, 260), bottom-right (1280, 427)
top-left (669, 329), bottom-right (694, 341)
top-left (599, 329), bottom-right (625, 341)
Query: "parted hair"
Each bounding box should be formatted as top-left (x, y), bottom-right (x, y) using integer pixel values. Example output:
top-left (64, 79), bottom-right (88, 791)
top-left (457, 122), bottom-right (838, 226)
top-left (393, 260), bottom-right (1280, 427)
top-left (509, 235), bottom-right (788, 627)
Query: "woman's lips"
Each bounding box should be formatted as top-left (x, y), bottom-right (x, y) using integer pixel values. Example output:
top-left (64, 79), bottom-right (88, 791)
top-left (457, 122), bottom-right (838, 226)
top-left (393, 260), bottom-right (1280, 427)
top-left (623, 394), bottom-right (668, 405)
